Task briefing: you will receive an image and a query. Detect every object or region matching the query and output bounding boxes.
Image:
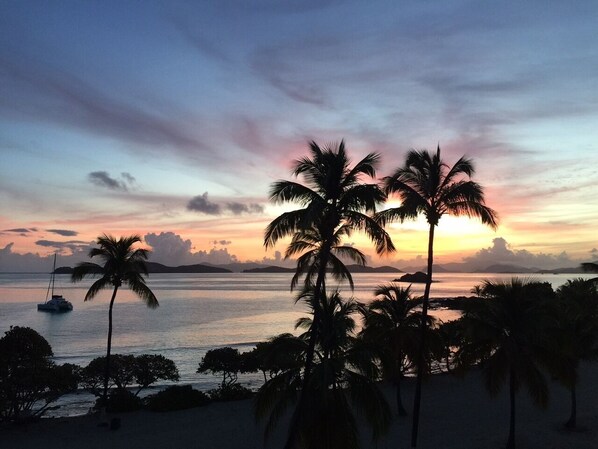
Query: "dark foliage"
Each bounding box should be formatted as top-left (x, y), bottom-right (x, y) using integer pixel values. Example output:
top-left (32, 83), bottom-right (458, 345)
top-left (103, 389), bottom-right (142, 413)
top-left (0, 326), bottom-right (79, 422)
top-left (145, 385), bottom-right (210, 411)
top-left (197, 347), bottom-right (244, 388)
top-left (208, 383), bottom-right (253, 402)
top-left (80, 354), bottom-right (179, 397)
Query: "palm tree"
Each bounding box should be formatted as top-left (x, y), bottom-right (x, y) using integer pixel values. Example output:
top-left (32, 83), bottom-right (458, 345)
top-left (264, 140), bottom-right (395, 448)
top-left (361, 284), bottom-right (435, 416)
top-left (456, 279), bottom-right (556, 449)
top-left (71, 234), bottom-right (158, 406)
top-left (378, 145), bottom-right (498, 447)
top-left (255, 289), bottom-right (390, 449)
top-left (555, 278), bottom-right (598, 429)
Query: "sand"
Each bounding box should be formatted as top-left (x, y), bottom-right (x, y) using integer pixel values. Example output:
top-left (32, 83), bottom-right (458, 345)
top-left (3, 363), bottom-right (598, 449)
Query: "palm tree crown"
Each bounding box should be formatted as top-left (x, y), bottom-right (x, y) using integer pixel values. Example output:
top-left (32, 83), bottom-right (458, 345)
top-left (265, 140), bottom-right (395, 290)
top-left (72, 234), bottom-right (158, 307)
top-left (379, 146), bottom-right (498, 227)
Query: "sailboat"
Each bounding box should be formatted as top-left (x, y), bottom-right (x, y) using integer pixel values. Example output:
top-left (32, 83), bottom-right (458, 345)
top-left (37, 253), bottom-right (73, 312)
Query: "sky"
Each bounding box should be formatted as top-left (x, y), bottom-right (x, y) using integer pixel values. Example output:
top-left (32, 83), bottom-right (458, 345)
top-left (1, 0), bottom-right (597, 272)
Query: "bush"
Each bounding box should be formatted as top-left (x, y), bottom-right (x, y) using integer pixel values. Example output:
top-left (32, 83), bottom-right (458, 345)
top-left (0, 326), bottom-right (79, 422)
top-left (208, 384), bottom-right (253, 402)
top-left (103, 389), bottom-right (143, 413)
top-left (145, 385), bottom-right (210, 412)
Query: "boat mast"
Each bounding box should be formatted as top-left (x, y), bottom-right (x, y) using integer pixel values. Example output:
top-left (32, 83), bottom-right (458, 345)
top-left (45, 253), bottom-right (57, 302)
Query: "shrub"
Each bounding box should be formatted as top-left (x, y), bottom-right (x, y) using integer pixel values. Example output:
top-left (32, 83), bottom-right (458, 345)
top-left (104, 389), bottom-right (142, 413)
top-left (145, 385), bottom-right (210, 412)
top-left (208, 384), bottom-right (253, 402)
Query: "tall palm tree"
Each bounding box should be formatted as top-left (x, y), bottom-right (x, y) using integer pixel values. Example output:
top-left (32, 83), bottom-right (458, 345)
top-left (555, 278), bottom-right (598, 429)
top-left (378, 145), bottom-right (498, 447)
top-left (361, 284), bottom-right (435, 416)
top-left (264, 140), bottom-right (395, 448)
top-left (456, 279), bottom-right (556, 449)
top-left (255, 289), bottom-right (390, 449)
top-left (71, 234), bottom-right (158, 405)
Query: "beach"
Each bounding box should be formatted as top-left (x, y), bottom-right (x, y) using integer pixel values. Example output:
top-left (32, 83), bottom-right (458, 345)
top-left (4, 362), bottom-right (597, 449)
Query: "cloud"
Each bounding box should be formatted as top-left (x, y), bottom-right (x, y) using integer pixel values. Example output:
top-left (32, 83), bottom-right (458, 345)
top-left (187, 192), bottom-right (221, 215)
top-left (213, 240), bottom-right (232, 246)
top-left (35, 239), bottom-right (90, 252)
top-left (0, 56), bottom-right (207, 155)
top-left (0, 242), bottom-right (93, 272)
top-left (46, 229), bottom-right (78, 237)
top-left (144, 232), bottom-right (238, 266)
top-left (88, 171), bottom-right (136, 191)
top-left (463, 237), bottom-right (579, 270)
top-left (1, 227), bottom-right (38, 237)
top-left (187, 192), bottom-right (264, 215)
top-left (226, 202), bottom-right (264, 215)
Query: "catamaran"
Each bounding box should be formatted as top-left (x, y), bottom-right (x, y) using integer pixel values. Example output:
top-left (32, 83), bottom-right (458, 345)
top-left (37, 253), bottom-right (73, 312)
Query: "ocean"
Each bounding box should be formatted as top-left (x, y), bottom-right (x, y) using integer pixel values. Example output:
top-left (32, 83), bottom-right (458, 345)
top-left (0, 271), bottom-right (590, 416)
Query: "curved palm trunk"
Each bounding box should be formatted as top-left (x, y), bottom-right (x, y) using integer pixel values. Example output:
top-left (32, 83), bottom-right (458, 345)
top-left (284, 251), bottom-right (329, 449)
top-left (102, 285), bottom-right (119, 405)
top-left (411, 223), bottom-right (435, 447)
top-left (507, 367), bottom-right (516, 449)
top-left (565, 385), bottom-right (577, 429)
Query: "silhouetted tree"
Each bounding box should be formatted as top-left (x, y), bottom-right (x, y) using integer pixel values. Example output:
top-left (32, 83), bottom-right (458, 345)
top-left (71, 234), bottom-right (158, 406)
top-left (378, 146), bottom-right (497, 447)
top-left (255, 289), bottom-right (390, 449)
top-left (264, 140), bottom-right (395, 448)
top-left (197, 347), bottom-right (244, 389)
top-left (360, 284), bottom-right (435, 416)
top-left (0, 327), bottom-right (79, 421)
top-left (555, 278), bottom-right (598, 429)
top-left (456, 279), bottom-right (555, 449)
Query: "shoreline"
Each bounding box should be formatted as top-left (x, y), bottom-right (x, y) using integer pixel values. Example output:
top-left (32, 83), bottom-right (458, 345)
top-left (5, 362), bottom-right (598, 449)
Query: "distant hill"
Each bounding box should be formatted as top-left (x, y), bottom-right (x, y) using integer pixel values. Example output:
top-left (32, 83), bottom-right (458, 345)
top-left (536, 267), bottom-right (586, 274)
top-left (399, 264), bottom-right (454, 273)
top-left (243, 265), bottom-right (295, 273)
top-left (476, 264), bottom-right (535, 274)
top-left (345, 264), bottom-right (402, 273)
top-left (145, 262), bottom-right (232, 273)
top-left (54, 262), bottom-right (232, 274)
top-left (242, 264), bottom-right (402, 274)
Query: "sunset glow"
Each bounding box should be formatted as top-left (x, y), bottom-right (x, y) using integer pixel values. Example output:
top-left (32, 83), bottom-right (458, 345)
top-left (1, 1), bottom-right (597, 272)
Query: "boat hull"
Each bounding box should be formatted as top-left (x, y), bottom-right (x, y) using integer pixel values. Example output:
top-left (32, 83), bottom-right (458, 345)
top-left (37, 295), bottom-right (73, 312)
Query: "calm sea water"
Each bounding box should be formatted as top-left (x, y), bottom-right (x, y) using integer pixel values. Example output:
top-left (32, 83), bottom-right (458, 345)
top-left (0, 271), bottom-right (590, 416)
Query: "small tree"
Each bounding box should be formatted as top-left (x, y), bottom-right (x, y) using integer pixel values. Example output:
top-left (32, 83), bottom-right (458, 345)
top-left (133, 354), bottom-right (179, 395)
top-left (197, 347), bottom-right (243, 388)
top-left (242, 337), bottom-right (303, 383)
top-left (0, 327), bottom-right (79, 421)
top-left (81, 354), bottom-right (179, 398)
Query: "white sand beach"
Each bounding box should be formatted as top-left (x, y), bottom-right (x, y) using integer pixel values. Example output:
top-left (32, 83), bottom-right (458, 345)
top-left (3, 363), bottom-right (598, 449)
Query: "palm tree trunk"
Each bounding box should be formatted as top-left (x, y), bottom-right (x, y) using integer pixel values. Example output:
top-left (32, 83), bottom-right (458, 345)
top-left (566, 385), bottom-right (577, 429)
top-left (284, 253), bottom-right (329, 449)
top-left (411, 223), bottom-right (435, 448)
top-left (102, 285), bottom-right (119, 406)
top-left (507, 368), bottom-right (516, 449)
